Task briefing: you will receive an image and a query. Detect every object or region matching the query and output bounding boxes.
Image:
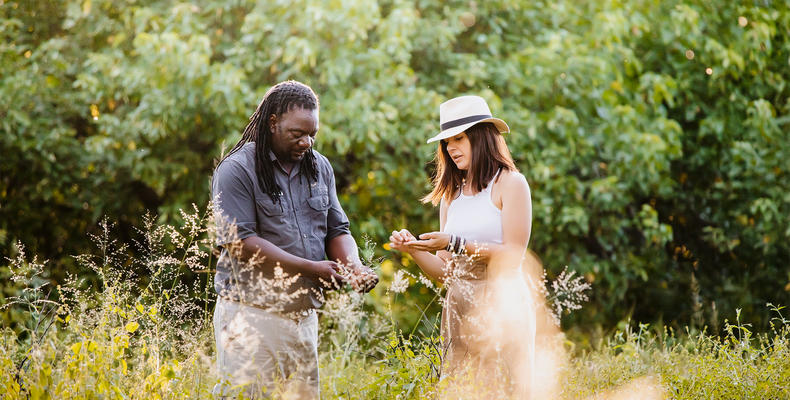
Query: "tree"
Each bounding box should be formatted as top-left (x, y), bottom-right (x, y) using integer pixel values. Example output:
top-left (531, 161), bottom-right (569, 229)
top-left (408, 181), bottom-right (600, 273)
top-left (2, 0), bottom-right (788, 331)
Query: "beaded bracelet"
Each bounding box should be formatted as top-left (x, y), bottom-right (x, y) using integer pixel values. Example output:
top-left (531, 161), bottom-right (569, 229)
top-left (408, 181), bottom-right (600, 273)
top-left (455, 237), bottom-right (467, 255)
top-left (445, 234), bottom-right (456, 253)
top-left (445, 234), bottom-right (468, 255)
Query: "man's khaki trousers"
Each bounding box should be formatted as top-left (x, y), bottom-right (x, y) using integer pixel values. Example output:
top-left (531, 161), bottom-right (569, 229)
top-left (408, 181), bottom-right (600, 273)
top-left (213, 299), bottom-right (319, 399)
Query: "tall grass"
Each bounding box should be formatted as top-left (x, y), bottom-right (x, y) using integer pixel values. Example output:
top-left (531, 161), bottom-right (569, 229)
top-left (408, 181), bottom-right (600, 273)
top-left (1, 207), bottom-right (217, 399)
top-left (563, 307), bottom-right (790, 399)
top-left (1, 208), bottom-right (787, 399)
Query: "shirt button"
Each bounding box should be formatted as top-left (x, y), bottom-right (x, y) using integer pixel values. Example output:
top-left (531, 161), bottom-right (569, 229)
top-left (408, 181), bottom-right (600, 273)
top-left (303, 234), bottom-right (307, 238)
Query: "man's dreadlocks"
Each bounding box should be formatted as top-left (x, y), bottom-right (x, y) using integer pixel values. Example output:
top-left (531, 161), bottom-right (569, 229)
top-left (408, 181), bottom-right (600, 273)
top-left (219, 80), bottom-right (320, 203)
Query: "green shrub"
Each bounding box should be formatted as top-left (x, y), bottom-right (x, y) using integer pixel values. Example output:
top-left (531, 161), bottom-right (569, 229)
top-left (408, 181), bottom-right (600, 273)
top-left (2, 0), bottom-right (788, 339)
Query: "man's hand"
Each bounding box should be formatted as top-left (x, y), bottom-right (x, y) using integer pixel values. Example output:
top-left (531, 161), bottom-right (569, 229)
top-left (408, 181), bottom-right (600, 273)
top-left (310, 260), bottom-right (346, 290)
top-left (354, 266), bottom-right (379, 293)
top-left (325, 233), bottom-right (378, 292)
top-left (339, 263), bottom-right (379, 293)
top-left (358, 266), bottom-right (379, 292)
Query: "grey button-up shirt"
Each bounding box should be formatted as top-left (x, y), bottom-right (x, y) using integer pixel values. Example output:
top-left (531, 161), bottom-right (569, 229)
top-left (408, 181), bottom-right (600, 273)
top-left (211, 142), bottom-right (350, 313)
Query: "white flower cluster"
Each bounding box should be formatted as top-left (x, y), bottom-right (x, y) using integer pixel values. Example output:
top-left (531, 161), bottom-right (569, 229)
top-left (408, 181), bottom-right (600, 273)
top-left (529, 266), bottom-right (591, 326)
top-left (390, 270), bottom-right (410, 294)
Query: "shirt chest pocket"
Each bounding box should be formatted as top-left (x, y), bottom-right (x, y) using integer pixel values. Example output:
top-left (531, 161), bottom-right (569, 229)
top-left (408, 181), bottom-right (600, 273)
top-left (305, 184), bottom-right (330, 237)
top-left (257, 198), bottom-right (284, 216)
top-left (305, 183), bottom-right (330, 213)
top-left (305, 194), bottom-right (329, 242)
top-left (307, 195), bottom-right (329, 212)
top-left (255, 198), bottom-right (285, 236)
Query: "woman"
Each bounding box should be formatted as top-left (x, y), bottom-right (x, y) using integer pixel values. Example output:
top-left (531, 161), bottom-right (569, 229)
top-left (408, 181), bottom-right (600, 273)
top-left (389, 95), bottom-right (535, 395)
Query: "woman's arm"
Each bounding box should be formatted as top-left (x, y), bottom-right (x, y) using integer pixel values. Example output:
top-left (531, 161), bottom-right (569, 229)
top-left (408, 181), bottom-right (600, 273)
top-left (480, 171), bottom-right (531, 270)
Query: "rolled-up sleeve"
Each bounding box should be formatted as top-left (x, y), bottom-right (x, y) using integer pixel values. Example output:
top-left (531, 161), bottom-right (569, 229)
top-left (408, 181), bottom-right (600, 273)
top-left (325, 163), bottom-right (351, 241)
top-left (211, 160), bottom-right (258, 247)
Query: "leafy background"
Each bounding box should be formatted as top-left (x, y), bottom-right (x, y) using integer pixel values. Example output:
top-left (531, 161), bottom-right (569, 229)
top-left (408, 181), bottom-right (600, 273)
top-left (2, 0), bottom-right (789, 333)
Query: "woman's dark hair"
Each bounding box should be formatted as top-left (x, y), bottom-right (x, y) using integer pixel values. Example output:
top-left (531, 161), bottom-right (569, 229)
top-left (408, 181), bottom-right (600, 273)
top-left (218, 80), bottom-right (319, 203)
top-left (422, 122), bottom-right (517, 205)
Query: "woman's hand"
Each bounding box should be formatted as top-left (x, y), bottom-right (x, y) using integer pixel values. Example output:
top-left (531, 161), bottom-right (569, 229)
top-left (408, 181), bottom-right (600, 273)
top-left (389, 229), bottom-right (419, 253)
top-left (403, 231), bottom-right (450, 252)
top-left (389, 230), bottom-right (452, 283)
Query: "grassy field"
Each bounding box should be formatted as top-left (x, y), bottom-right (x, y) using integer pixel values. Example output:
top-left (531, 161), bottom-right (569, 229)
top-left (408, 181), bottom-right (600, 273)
top-left (1, 213), bottom-right (788, 399)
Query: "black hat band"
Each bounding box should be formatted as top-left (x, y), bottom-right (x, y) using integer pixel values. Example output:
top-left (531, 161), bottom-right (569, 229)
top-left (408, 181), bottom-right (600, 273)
top-left (440, 114), bottom-right (491, 131)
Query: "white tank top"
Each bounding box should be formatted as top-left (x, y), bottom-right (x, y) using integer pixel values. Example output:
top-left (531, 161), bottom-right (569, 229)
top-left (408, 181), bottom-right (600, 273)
top-left (443, 171), bottom-right (503, 244)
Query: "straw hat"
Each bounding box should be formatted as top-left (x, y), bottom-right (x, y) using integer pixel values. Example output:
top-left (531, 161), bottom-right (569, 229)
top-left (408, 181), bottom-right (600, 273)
top-left (426, 95), bottom-right (510, 144)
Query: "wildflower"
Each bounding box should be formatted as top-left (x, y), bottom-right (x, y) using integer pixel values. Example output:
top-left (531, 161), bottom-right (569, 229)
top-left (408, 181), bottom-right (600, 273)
top-left (527, 266), bottom-right (591, 326)
top-left (390, 270), bottom-right (410, 294)
top-left (418, 273), bottom-right (435, 290)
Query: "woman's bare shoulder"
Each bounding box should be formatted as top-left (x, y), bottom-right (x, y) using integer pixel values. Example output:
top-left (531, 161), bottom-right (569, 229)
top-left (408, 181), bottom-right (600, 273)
top-left (498, 169), bottom-right (529, 188)
top-left (492, 170), bottom-right (529, 208)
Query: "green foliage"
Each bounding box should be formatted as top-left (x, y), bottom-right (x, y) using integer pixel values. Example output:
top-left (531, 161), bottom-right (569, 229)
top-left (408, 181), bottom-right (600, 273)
top-left (1, 0), bottom-right (789, 332)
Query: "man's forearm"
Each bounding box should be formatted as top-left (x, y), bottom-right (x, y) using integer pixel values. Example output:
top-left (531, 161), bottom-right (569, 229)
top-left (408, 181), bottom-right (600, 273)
top-left (326, 233), bottom-right (363, 269)
top-left (233, 236), bottom-right (314, 276)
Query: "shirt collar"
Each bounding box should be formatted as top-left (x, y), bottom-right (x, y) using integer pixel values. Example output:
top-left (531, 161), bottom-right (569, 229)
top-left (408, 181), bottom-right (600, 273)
top-left (268, 150), bottom-right (301, 177)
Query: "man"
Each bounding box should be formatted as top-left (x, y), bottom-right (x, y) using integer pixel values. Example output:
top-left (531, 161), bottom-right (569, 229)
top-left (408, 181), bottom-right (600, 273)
top-left (210, 80), bottom-right (378, 398)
